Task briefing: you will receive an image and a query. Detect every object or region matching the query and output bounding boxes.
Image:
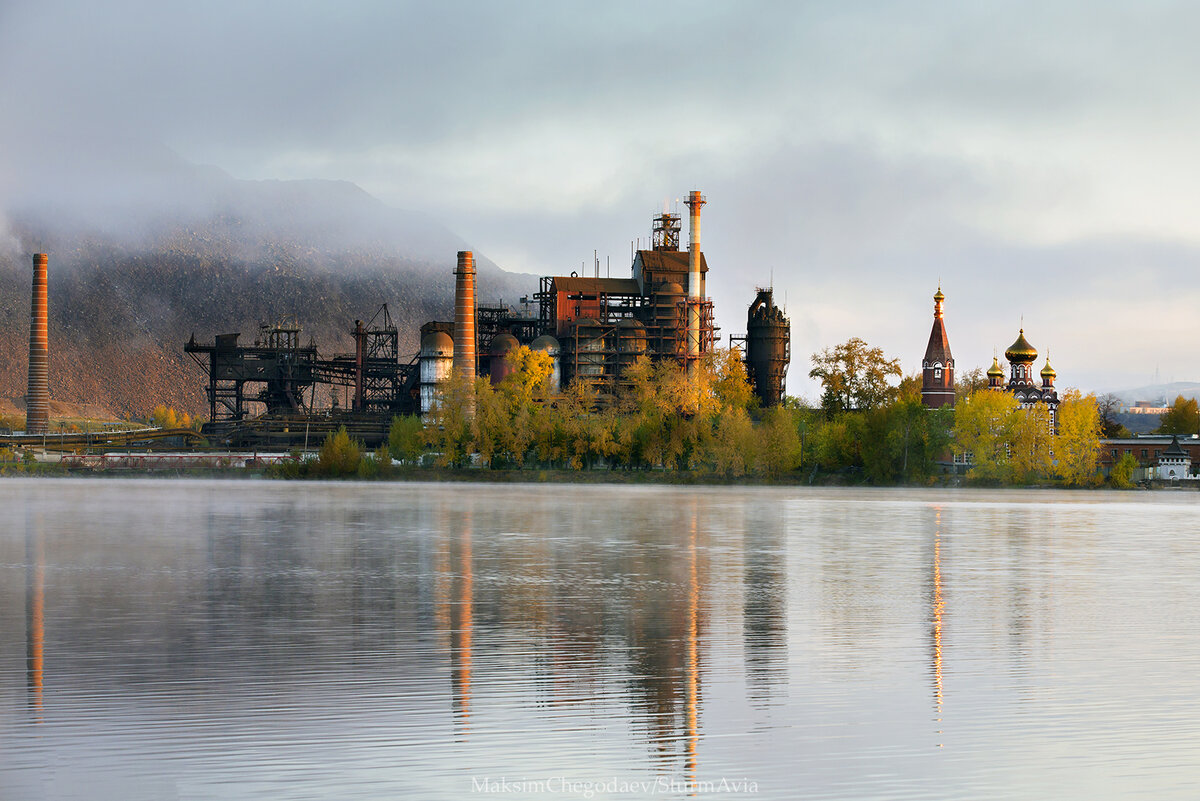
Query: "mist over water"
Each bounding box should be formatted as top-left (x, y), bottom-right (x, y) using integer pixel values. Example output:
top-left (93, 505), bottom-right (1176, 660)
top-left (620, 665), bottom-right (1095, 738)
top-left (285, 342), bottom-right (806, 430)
top-left (2, 479), bottom-right (1199, 800)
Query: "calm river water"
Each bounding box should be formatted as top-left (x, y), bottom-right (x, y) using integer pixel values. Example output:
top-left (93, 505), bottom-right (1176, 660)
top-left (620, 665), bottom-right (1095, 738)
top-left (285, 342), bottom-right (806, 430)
top-left (2, 478), bottom-right (1199, 800)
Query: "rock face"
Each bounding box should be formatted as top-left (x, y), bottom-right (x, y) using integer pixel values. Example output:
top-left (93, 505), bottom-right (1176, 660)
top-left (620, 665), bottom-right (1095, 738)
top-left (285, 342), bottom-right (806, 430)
top-left (0, 173), bottom-right (532, 419)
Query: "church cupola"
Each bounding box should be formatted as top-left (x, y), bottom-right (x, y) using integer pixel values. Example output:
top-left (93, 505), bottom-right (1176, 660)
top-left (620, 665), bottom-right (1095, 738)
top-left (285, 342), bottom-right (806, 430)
top-left (1005, 328), bottom-right (1038, 389)
top-left (987, 356), bottom-right (1004, 389)
top-left (921, 285), bottom-right (954, 408)
top-left (1041, 355), bottom-right (1056, 389)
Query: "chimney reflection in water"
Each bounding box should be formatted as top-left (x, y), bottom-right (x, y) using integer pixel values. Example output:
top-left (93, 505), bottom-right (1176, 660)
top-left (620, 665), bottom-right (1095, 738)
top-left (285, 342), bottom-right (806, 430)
top-left (443, 507), bottom-right (473, 734)
top-left (684, 509), bottom-right (700, 784)
top-left (25, 511), bottom-right (45, 719)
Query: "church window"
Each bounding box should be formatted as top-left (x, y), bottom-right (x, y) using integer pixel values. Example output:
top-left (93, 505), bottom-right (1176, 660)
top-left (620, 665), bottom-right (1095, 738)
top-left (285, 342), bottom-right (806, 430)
top-left (934, 367), bottom-right (942, 379)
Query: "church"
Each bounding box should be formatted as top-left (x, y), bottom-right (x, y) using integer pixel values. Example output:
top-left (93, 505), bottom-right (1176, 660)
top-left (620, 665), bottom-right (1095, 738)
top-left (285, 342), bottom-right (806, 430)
top-left (920, 287), bottom-right (1059, 425)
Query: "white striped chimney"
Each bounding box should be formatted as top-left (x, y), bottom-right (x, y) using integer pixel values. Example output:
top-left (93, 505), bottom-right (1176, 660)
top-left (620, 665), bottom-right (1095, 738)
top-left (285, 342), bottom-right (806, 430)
top-left (684, 191), bottom-right (705, 361)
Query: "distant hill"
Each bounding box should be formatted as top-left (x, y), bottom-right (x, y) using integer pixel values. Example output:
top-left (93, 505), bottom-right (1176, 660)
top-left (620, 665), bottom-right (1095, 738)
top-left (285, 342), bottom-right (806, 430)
top-left (1107, 382), bottom-right (1200, 406)
top-left (0, 156), bottom-right (533, 419)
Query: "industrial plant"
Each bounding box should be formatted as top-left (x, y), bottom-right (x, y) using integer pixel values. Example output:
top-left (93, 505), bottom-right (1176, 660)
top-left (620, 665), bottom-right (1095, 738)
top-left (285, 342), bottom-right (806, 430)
top-left (172, 190), bottom-right (791, 447)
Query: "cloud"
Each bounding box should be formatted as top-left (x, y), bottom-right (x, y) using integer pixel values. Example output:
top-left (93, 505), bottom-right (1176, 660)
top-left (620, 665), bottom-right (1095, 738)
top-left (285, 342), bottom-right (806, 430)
top-left (2, 0), bottom-right (1200, 397)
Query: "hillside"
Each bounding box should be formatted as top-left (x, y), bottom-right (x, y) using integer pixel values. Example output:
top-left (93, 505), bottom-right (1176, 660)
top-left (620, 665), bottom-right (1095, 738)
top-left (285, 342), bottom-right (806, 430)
top-left (0, 167), bottom-right (533, 420)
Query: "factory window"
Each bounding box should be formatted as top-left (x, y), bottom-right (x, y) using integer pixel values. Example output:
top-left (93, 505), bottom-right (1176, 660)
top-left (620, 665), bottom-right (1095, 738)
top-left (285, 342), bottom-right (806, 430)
top-left (1111, 449), bottom-right (1117, 458)
top-left (1142, 449), bottom-right (1148, 458)
top-left (1155, 449), bottom-right (1162, 458)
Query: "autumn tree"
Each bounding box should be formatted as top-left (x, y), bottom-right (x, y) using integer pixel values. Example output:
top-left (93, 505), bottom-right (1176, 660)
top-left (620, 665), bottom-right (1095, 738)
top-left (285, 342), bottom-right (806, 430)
top-left (314, 426), bottom-right (362, 476)
top-left (1010, 401), bottom-right (1053, 483)
top-left (1054, 389), bottom-right (1102, 486)
top-left (1157, 395), bottom-right (1200, 435)
top-left (952, 389), bottom-right (1020, 482)
top-left (809, 337), bottom-right (902, 415)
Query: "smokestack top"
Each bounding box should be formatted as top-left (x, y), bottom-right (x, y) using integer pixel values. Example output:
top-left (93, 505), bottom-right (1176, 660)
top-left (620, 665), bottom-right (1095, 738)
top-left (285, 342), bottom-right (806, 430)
top-left (456, 250), bottom-right (475, 273)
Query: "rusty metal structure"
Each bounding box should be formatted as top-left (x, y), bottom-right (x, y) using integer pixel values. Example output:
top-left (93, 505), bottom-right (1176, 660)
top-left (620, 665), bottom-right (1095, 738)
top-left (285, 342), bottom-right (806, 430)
top-left (181, 189), bottom-right (789, 444)
top-left (26, 253), bottom-right (49, 435)
top-left (185, 304), bottom-right (419, 446)
top-left (731, 288), bottom-right (791, 407)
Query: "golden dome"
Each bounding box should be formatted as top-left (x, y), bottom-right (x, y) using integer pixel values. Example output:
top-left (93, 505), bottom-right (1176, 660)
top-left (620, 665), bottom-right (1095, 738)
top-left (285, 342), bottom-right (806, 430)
top-left (1004, 329), bottom-right (1038, 363)
top-left (1040, 358), bottom-right (1056, 381)
top-left (987, 356), bottom-right (1004, 378)
top-left (934, 286), bottom-right (944, 302)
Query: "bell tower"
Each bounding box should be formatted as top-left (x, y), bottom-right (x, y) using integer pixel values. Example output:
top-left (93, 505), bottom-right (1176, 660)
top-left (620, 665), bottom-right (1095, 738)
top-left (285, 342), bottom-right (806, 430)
top-left (921, 285), bottom-right (955, 408)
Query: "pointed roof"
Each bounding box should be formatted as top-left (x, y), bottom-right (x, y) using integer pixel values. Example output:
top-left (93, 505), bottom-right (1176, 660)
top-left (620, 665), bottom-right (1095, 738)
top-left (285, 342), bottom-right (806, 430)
top-left (924, 287), bottom-right (952, 363)
top-left (1164, 435), bottom-right (1188, 457)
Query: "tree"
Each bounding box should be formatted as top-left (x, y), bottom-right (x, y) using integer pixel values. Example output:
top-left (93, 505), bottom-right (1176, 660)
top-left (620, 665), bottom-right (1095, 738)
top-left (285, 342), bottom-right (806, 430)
top-left (1157, 395), bottom-right (1200, 435)
top-left (1010, 401), bottom-right (1053, 483)
top-left (809, 337), bottom-right (902, 415)
top-left (1096, 393), bottom-right (1129, 438)
top-left (955, 366), bottom-right (990, 400)
top-left (388, 415), bottom-right (424, 463)
top-left (952, 389), bottom-right (1020, 482)
top-left (1110, 451), bottom-right (1138, 488)
top-left (1054, 389), bottom-right (1101, 486)
top-left (314, 426), bottom-right (362, 476)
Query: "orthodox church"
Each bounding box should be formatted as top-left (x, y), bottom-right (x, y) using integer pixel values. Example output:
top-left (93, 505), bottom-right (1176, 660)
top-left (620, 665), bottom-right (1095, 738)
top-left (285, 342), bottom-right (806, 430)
top-left (920, 287), bottom-right (1059, 422)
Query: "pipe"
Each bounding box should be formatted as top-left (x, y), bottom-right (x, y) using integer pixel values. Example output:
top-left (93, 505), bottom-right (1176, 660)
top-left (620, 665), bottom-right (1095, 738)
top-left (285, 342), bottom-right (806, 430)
top-left (26, 254), bottom-right (49, 435)
top-left (453, 251), bottom-right (476, 381)
top-left (684, 191), bottom-right (705, 361)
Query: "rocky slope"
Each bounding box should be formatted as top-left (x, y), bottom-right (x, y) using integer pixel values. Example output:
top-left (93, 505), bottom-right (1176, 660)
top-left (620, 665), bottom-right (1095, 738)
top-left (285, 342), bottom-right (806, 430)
top-left (0, 172), bottom-right (532, 420)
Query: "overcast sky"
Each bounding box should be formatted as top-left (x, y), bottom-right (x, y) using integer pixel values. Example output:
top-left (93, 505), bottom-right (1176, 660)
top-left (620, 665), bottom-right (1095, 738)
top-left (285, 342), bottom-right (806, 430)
top-left (3, 0), bottom-right (1199, 398)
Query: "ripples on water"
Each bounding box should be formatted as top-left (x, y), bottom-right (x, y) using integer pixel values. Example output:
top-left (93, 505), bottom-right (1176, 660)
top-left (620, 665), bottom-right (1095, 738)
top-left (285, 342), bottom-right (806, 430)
top-left (2, 479), bottom-right (1200, 800)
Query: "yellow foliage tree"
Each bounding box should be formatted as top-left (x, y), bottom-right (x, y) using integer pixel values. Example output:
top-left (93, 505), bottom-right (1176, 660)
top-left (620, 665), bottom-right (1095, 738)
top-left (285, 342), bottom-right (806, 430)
top-left (1054, 389), bottom-right (1101, 486)
top-left (953, 390), bottom-right (1019, 482)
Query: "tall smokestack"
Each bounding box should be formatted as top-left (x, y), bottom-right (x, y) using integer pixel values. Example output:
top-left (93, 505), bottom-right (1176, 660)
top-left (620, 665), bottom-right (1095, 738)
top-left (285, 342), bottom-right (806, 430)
top-left (453, 251), bottom-right (476, 381)
top-left (684, 191), bottom-right (706, 361)
top-left (26, 254), bottom-right (49, 435)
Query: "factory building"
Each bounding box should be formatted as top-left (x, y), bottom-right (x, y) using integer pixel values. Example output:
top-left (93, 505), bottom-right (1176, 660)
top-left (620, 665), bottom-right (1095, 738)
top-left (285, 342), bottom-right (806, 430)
top-left (185, 190), bottom-right (792, 443)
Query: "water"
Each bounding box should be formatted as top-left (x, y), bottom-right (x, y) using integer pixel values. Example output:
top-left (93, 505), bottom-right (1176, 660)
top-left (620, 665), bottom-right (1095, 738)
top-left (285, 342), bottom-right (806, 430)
top-left (2, 478), bottom-right (1199, 800)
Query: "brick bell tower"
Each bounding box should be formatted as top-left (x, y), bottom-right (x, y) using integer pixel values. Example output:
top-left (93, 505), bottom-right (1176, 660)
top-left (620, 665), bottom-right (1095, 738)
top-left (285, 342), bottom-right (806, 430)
top-left (921, 285), bottom-right (955, 408)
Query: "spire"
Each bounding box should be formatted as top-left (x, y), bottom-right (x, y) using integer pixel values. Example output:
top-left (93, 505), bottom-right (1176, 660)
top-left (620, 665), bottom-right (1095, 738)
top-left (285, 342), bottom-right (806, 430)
top-left (921, 284), bottom-right (954, 408)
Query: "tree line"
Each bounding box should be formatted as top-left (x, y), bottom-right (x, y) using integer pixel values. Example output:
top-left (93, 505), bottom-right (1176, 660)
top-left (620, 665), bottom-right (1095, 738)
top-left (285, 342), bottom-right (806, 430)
top-left (287, 337), bottom-right (1114, 487)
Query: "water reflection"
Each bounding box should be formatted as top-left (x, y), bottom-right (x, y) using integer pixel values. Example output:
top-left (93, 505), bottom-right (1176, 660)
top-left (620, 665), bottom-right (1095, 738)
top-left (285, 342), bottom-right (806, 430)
top-left (25, 510), bottom-right (44, 719)
top-left (930, 506), bottom-right (945, 742)
top-left (743, 503), bottom-right (787, 703)
top-left (7, 482), bottom-right (1200, 801)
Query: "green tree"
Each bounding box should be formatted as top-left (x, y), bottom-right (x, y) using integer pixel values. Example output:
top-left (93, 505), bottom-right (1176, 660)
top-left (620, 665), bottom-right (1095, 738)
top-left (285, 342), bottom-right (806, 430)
top-left (955, 366), bottom-right (990, 403)
top-left (388, 415), bottom-right (424, 462)
top-left (1157, 395), bottom-right (1200, 435)
top-left (1109, 451), bottom-right (1138, 488)
top-left (757, 405), bottom-right (803, 476)
top-left (809, 337), bottom-right (902, 416)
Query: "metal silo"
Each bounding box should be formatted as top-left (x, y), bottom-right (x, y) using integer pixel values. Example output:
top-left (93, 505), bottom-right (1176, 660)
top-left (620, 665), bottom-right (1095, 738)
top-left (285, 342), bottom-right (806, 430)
top-left (616, 318), bottom-right (647, 375)
top-left (745, 288), bottom-right (790, 407)
top-left (573, 318), bottom-right (607, 380)
top-left (530, 334), bottom-right (561, 393)
top-left (419, 329), bottom-right (454, 415)
top-left (488, 332), bottom-right (520, 385)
